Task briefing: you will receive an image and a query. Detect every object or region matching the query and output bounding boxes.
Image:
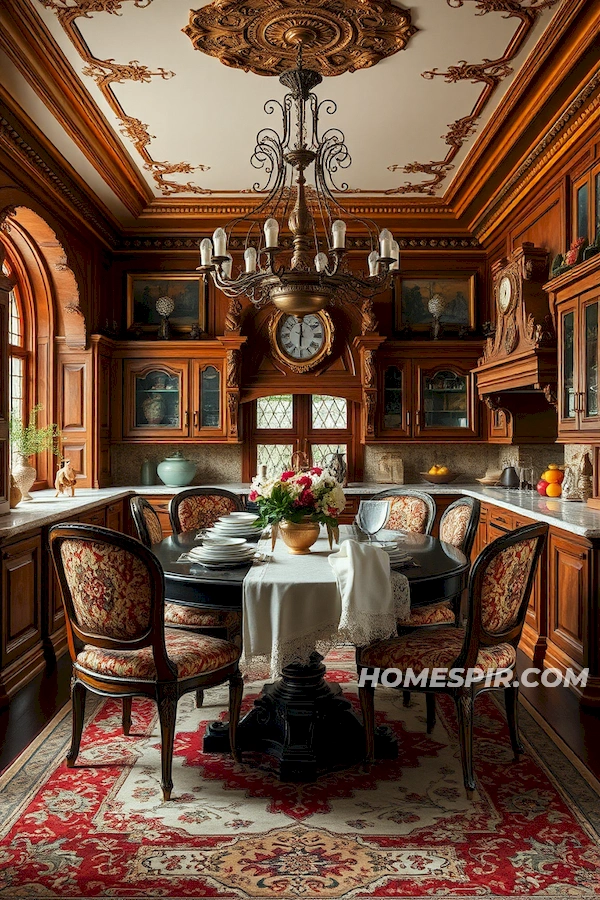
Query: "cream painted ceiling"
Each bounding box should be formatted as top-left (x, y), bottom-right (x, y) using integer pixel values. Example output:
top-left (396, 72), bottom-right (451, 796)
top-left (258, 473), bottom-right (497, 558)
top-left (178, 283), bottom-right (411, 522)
top-left (8, 0), bottom-right (562, 222)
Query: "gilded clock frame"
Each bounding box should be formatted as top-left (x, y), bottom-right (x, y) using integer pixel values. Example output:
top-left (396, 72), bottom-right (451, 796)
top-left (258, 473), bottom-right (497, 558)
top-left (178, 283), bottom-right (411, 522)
top-left (268, 310), bottom-right (334, 373)
top-left (496, 273), bottom-right (517, 316)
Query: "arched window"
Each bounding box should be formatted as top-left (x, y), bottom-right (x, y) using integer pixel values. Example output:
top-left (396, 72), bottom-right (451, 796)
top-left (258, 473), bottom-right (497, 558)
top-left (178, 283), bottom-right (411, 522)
top-left (3, 259), bottom-right (31, 462)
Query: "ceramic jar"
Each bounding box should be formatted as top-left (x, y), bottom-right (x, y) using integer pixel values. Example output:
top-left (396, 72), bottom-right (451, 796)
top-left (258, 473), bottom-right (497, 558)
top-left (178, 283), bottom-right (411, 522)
top-left (278, 519), bottom-right (320, 555)
top-left (156, 451), bottom-right (196, 487)
top-left (9, 475), bottom-right (21, 508)
top-left (11, 454), bottom-right (37, 501)
top-left (142, 393), bottom-right (164, 426)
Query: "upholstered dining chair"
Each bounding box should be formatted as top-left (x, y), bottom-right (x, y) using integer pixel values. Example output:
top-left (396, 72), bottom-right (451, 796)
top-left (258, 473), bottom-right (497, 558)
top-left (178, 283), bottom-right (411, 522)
top-left (130, 496), bottom-right (240, 708)
top-left (49, 522), bottom-right (243, 802)
top-left (369, 488), bottom-right (436, 536)
top-left (398, 496), bottom-right (481, 630)
top-left (357, 521), bottom-right (548, 795)
top-left (169, 487), bottom-right (244, 535)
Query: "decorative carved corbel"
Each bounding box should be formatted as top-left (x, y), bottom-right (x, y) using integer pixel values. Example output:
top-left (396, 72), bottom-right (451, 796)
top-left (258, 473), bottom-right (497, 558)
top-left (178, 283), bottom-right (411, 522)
top-left (227, 392), bottom-right (239, 436)
top-left (542, 384), bottom-right (558, 411)
top-left (361, 298), bottom-right (378, 335)
top-left (226, 348), bottom-right (241, 388)
top-left (363, 350), bottom-right (376, 388)
top-left (365, 392), bottom-right (377, 436)
top-left (0, 205), bottom-right (16, 233)
top-left (225, 297), bottom-right (243, 333)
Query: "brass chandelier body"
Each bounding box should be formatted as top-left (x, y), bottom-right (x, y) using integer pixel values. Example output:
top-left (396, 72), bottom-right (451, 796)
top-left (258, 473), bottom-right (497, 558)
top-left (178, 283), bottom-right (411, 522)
top-left (197, 43), bottom-right (399, 318)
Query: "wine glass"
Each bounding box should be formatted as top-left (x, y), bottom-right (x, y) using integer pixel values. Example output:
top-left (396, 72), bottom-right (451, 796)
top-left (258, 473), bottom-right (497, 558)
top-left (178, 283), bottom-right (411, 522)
top-left (356, 500), bottom-right (391, 543)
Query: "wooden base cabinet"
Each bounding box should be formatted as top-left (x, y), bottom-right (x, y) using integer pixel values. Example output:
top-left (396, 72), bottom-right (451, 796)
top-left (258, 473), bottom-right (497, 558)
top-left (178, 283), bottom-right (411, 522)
top-left (0, 532), bottom-right (44, 707)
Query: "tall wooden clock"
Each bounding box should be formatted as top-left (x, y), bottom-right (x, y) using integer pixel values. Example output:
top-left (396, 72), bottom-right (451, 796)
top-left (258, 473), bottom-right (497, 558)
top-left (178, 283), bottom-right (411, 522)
top-left (477, 242), bottom-right (557, 412)
top-left (485, 242), bottom-right (553, 361)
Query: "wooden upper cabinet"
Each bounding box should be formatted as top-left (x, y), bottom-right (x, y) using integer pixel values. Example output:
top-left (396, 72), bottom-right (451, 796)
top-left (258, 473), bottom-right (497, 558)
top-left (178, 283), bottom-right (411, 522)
top-left (415, 363), bottom-right (478, 440)
top-left (376, 342), bottom-right (483, 441)
top-left (547, 254), bottom-right (600, 442)
top-left (190, 360), bottom-right (225, 437)
top-left (123, 360), bottom-right (189, 439)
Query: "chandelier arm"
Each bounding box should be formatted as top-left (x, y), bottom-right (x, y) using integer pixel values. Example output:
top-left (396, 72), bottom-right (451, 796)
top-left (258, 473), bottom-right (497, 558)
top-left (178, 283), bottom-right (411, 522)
top-left (313, 97), bottom-right (338, 146)
top-left (315, 160), bottom-right (379, 249)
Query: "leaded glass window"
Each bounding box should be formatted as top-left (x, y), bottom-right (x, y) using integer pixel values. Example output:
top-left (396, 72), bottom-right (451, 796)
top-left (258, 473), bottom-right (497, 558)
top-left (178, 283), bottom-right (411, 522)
top-left (256, 444), bottom-right (294, 477)
top-left (311, 395), bottom-right (347, 429)
top-left (257, 394), bottom-right (293, 429)
top-left (311, 443), bottom-right (347, 470)
top-left (9, 290), bottom-right (21, 347)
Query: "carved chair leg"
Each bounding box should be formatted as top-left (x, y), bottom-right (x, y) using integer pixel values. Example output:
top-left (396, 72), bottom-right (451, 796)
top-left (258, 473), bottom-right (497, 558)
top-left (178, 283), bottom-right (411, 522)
top-left (358, 683), bottom-right (376, 765)
top-left (195, 689), bottom-right (205, 709)
top-left (402, 690), bottom-right (411, 707)
top-left (122, 697), bottom-right (132, 735)
top-left (454, 688), bottom-right (476, 794)
top-left (228, 669), bottom-right (244, 763)
top-left (67, 679), bottom-right (86, 767)
top-left (504, 684), bottom-right (525, 760)
top-left (426, 692), bottom-right (436, 733)
top-left (156, 684), bottom-right (178, 802)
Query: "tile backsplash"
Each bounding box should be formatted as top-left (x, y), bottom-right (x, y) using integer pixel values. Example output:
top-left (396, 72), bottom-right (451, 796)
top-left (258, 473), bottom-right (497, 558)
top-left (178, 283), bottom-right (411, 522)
top-left (111, 443), bottom-right (243, 486)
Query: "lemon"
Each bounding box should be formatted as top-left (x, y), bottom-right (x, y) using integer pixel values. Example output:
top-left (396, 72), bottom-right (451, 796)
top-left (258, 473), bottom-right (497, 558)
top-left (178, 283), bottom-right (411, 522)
top-left (428, 466), bottom-right (439, 475)
top-left (438, 466), bottom-right (449, 475)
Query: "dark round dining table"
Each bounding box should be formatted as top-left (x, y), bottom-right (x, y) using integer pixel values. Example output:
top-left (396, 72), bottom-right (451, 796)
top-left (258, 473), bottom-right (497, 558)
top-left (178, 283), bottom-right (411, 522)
top-left (153, 529), bottom-right (469, 782)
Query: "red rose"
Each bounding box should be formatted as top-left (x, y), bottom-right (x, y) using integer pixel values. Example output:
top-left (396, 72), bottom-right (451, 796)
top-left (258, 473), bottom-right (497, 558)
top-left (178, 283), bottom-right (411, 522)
top-left (249, 490), bottom-right (258, 502)
top-left (297, 475), bottom-right (312, 488)
top-left (281, 470), bottom-right (295, 481)
top-left (299, 488), bottom-right (315, 506)
top-left (311, 467), bottom-right (322, 475)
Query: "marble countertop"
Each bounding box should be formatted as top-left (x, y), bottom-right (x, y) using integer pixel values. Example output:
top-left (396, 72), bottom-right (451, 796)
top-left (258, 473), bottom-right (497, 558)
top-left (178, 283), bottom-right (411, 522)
top-left (2, 482), bottom-right (600, 540)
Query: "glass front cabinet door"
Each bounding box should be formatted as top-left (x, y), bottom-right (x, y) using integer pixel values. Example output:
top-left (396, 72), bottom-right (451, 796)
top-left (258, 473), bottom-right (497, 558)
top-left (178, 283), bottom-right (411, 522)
top-left (578, 290), bottom-right (600, 433)
top-left (124, 361), bottom-right (189, 439)
top-left (378, 363), bottom-right (411, 437)
top-left (191, 361), bottom-right (225, 437)
top-left (415, 365), bottom-right (478, 439)
top-left (557, 299), bottom-right (580, 435)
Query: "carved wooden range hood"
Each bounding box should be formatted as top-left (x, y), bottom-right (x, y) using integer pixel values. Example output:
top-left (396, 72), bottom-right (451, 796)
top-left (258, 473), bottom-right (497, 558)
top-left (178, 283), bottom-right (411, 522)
top-left (475, 244), bottom-right (558, 441)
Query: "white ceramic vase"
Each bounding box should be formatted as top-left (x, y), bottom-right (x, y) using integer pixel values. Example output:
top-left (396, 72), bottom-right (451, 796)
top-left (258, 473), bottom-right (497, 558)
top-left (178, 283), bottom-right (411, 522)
top-left (11, 454), bottom-right (37, 501)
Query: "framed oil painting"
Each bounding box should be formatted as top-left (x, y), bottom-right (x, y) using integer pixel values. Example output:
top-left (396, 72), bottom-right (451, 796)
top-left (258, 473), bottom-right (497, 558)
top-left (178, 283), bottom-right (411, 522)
top-left (126, 274), bottom-right (206, 333)
top-left (394, 274), bottom-right (476, 332)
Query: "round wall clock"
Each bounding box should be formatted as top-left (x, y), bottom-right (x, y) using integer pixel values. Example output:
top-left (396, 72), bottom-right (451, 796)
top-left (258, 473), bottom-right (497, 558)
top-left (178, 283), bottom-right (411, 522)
top-left (498, 275), bottom-right (513, 313)
top-left (269, 310), bottom-right (334, 373)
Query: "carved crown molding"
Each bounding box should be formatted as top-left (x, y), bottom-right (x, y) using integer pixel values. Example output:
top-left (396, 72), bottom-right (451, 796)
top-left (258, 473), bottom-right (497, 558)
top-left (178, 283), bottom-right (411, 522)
top-left (474, 68), bottom-right (600, 239)
top-left (183, 0), bottom-right (417, 78)
top-left (115, 235), bottom-right (482, 252)
top-left (0, 112), bottom-right (116, 245)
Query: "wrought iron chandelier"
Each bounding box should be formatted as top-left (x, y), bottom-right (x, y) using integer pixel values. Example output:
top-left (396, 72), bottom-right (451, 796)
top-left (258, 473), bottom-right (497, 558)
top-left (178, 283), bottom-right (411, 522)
top-left (197, 39), bottom-right (399, 319)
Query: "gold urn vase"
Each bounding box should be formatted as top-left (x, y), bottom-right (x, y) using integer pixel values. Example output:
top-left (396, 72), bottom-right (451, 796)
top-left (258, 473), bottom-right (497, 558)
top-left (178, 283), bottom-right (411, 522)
top-left (278, 519), bottom-right (320, 555)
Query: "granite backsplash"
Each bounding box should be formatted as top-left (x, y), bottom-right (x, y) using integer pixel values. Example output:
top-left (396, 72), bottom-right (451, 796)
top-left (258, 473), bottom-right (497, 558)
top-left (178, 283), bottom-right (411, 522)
top-left (110, 443), bottom-right (244, 486)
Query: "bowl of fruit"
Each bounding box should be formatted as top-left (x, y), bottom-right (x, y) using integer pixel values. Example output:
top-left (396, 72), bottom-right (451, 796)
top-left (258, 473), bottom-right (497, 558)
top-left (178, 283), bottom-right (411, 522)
top-left (421, 465), bottom-right (458, 484)
top-left (536, 464), bottom-right (564, 498)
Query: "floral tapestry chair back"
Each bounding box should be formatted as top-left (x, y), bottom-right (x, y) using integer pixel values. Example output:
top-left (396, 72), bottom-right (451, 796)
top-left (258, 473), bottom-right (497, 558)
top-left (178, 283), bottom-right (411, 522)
top-left (463, 523), bottom-right (547, 665)
top-left (439, 497), bottom-right (480, 556)
top-left (130, 496), bottom-right (163, 548)
top-left (169, 488), bottom-right (244, 535)
top-left (371, 489), bottom-right (436, 535)
top-left (50, 525), bottom-right (166, 658)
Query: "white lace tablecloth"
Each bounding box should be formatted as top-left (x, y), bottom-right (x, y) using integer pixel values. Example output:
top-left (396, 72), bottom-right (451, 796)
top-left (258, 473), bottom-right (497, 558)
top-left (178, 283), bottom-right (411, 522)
top-left (242, 525), bottom-right (409, 677)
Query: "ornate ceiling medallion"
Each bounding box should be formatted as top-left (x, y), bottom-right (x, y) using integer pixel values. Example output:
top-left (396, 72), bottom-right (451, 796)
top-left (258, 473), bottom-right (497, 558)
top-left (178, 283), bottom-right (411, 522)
top-left (183, 0), bottom-right (417, 77)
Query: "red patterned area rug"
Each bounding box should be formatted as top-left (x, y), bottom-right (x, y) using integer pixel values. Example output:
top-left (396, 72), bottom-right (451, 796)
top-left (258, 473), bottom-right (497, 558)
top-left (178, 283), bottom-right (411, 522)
top-left (1, 652), bottom-right (600, 900)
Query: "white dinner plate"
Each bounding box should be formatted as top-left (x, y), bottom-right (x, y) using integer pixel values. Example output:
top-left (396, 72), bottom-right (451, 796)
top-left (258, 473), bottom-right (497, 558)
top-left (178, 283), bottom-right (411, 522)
top-left (202, 536), bottom-right (247, 547)
top-left (225, 512), bottom-right (260, 522)
top-left (191, 556), bottom-right (257, 569)
top-left (188, 545), bottom-right (254, 558)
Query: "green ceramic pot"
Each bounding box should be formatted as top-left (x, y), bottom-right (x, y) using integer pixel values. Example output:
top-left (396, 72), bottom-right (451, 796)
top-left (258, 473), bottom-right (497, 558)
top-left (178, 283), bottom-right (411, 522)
top-left (156, 451), bottom-right (197, 487)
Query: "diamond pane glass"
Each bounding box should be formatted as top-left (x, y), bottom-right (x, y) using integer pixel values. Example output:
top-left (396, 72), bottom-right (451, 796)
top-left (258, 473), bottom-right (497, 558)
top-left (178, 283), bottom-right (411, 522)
top-left (9, 356), bottom-right (24, 465)
top-left (9, 290), bottom-right (22, 347)
top-left (257, 444), bottom-right (294, 478)
top-left (311, 395), bottom-right (347, 429)
top-left (311, 443), bottom-right (347, 470)
top-left (256, 395), bottom-right (293, 429)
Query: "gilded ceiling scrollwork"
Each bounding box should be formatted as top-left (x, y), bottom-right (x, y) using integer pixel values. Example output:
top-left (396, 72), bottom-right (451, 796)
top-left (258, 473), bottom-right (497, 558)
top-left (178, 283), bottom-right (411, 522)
top-left (37, 0), bottom-right (210, 195)
top-left (385, 0), bottom-right (562, 196)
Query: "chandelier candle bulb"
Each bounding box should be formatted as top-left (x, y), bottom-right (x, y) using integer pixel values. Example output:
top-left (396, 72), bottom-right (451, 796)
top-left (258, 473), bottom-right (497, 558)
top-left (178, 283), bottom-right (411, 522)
top-left (379, 229), bottom-right (393, 260)
top-left (212, 227), bottom-right (227, 257)
top-left (200, 238), bottom-right (213, 266)
top-left (244, 246), bottom-right (257, 273)
top-left (332, 220), bottom-right (346, 249)
top-left (368, 250), bottom-right (380, 277)
top-left (390, 240), bottom-right (400, 271)
top-left (315, 252), bottom-right (328, 272)
top-left (264, 217), bottom-right (279, 248)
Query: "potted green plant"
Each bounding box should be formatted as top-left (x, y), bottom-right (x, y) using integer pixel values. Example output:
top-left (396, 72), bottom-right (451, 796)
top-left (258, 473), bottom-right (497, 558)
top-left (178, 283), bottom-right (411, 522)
top-left (10, 405), bottom-right (61, 501)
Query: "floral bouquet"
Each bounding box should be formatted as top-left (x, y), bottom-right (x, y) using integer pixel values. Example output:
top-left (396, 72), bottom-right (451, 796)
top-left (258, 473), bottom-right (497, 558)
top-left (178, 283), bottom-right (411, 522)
top-left (249, 467), bottom-right (346, 550)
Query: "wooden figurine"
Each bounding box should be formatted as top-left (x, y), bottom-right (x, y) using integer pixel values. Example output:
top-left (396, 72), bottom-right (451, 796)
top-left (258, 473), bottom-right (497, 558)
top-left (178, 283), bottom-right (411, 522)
top-left (55, 459), bottom-right (77, 497)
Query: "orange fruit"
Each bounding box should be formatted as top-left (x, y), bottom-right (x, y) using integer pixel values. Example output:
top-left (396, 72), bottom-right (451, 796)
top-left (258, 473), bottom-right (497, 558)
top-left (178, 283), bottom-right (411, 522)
top-left (542, 469), bottom-right (562, 483)
top-left (545, 482), bottom-right (562, 497)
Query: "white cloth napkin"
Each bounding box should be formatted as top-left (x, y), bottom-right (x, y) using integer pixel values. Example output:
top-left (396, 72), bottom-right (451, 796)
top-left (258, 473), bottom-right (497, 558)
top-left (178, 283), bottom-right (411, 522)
top-left (328, 539), bottom-right (410, 646)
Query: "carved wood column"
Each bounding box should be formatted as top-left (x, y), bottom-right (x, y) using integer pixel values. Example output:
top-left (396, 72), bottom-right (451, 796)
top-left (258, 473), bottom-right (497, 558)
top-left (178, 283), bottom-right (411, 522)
top-left (353, 333), bottom-right (385, 442)
top-left (0, 243), bottom-right (13, 515)
top-left (219, 333), bottom-right (247, 440)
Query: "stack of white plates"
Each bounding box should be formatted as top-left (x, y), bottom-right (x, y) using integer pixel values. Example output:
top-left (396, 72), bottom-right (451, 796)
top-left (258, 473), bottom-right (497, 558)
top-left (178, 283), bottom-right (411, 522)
top-left (372, 540), bottom-right (413, 567)
top-left (188, 538), bottom-right (257, 569)
top-left (206, 511), bottom-right (263, 541)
